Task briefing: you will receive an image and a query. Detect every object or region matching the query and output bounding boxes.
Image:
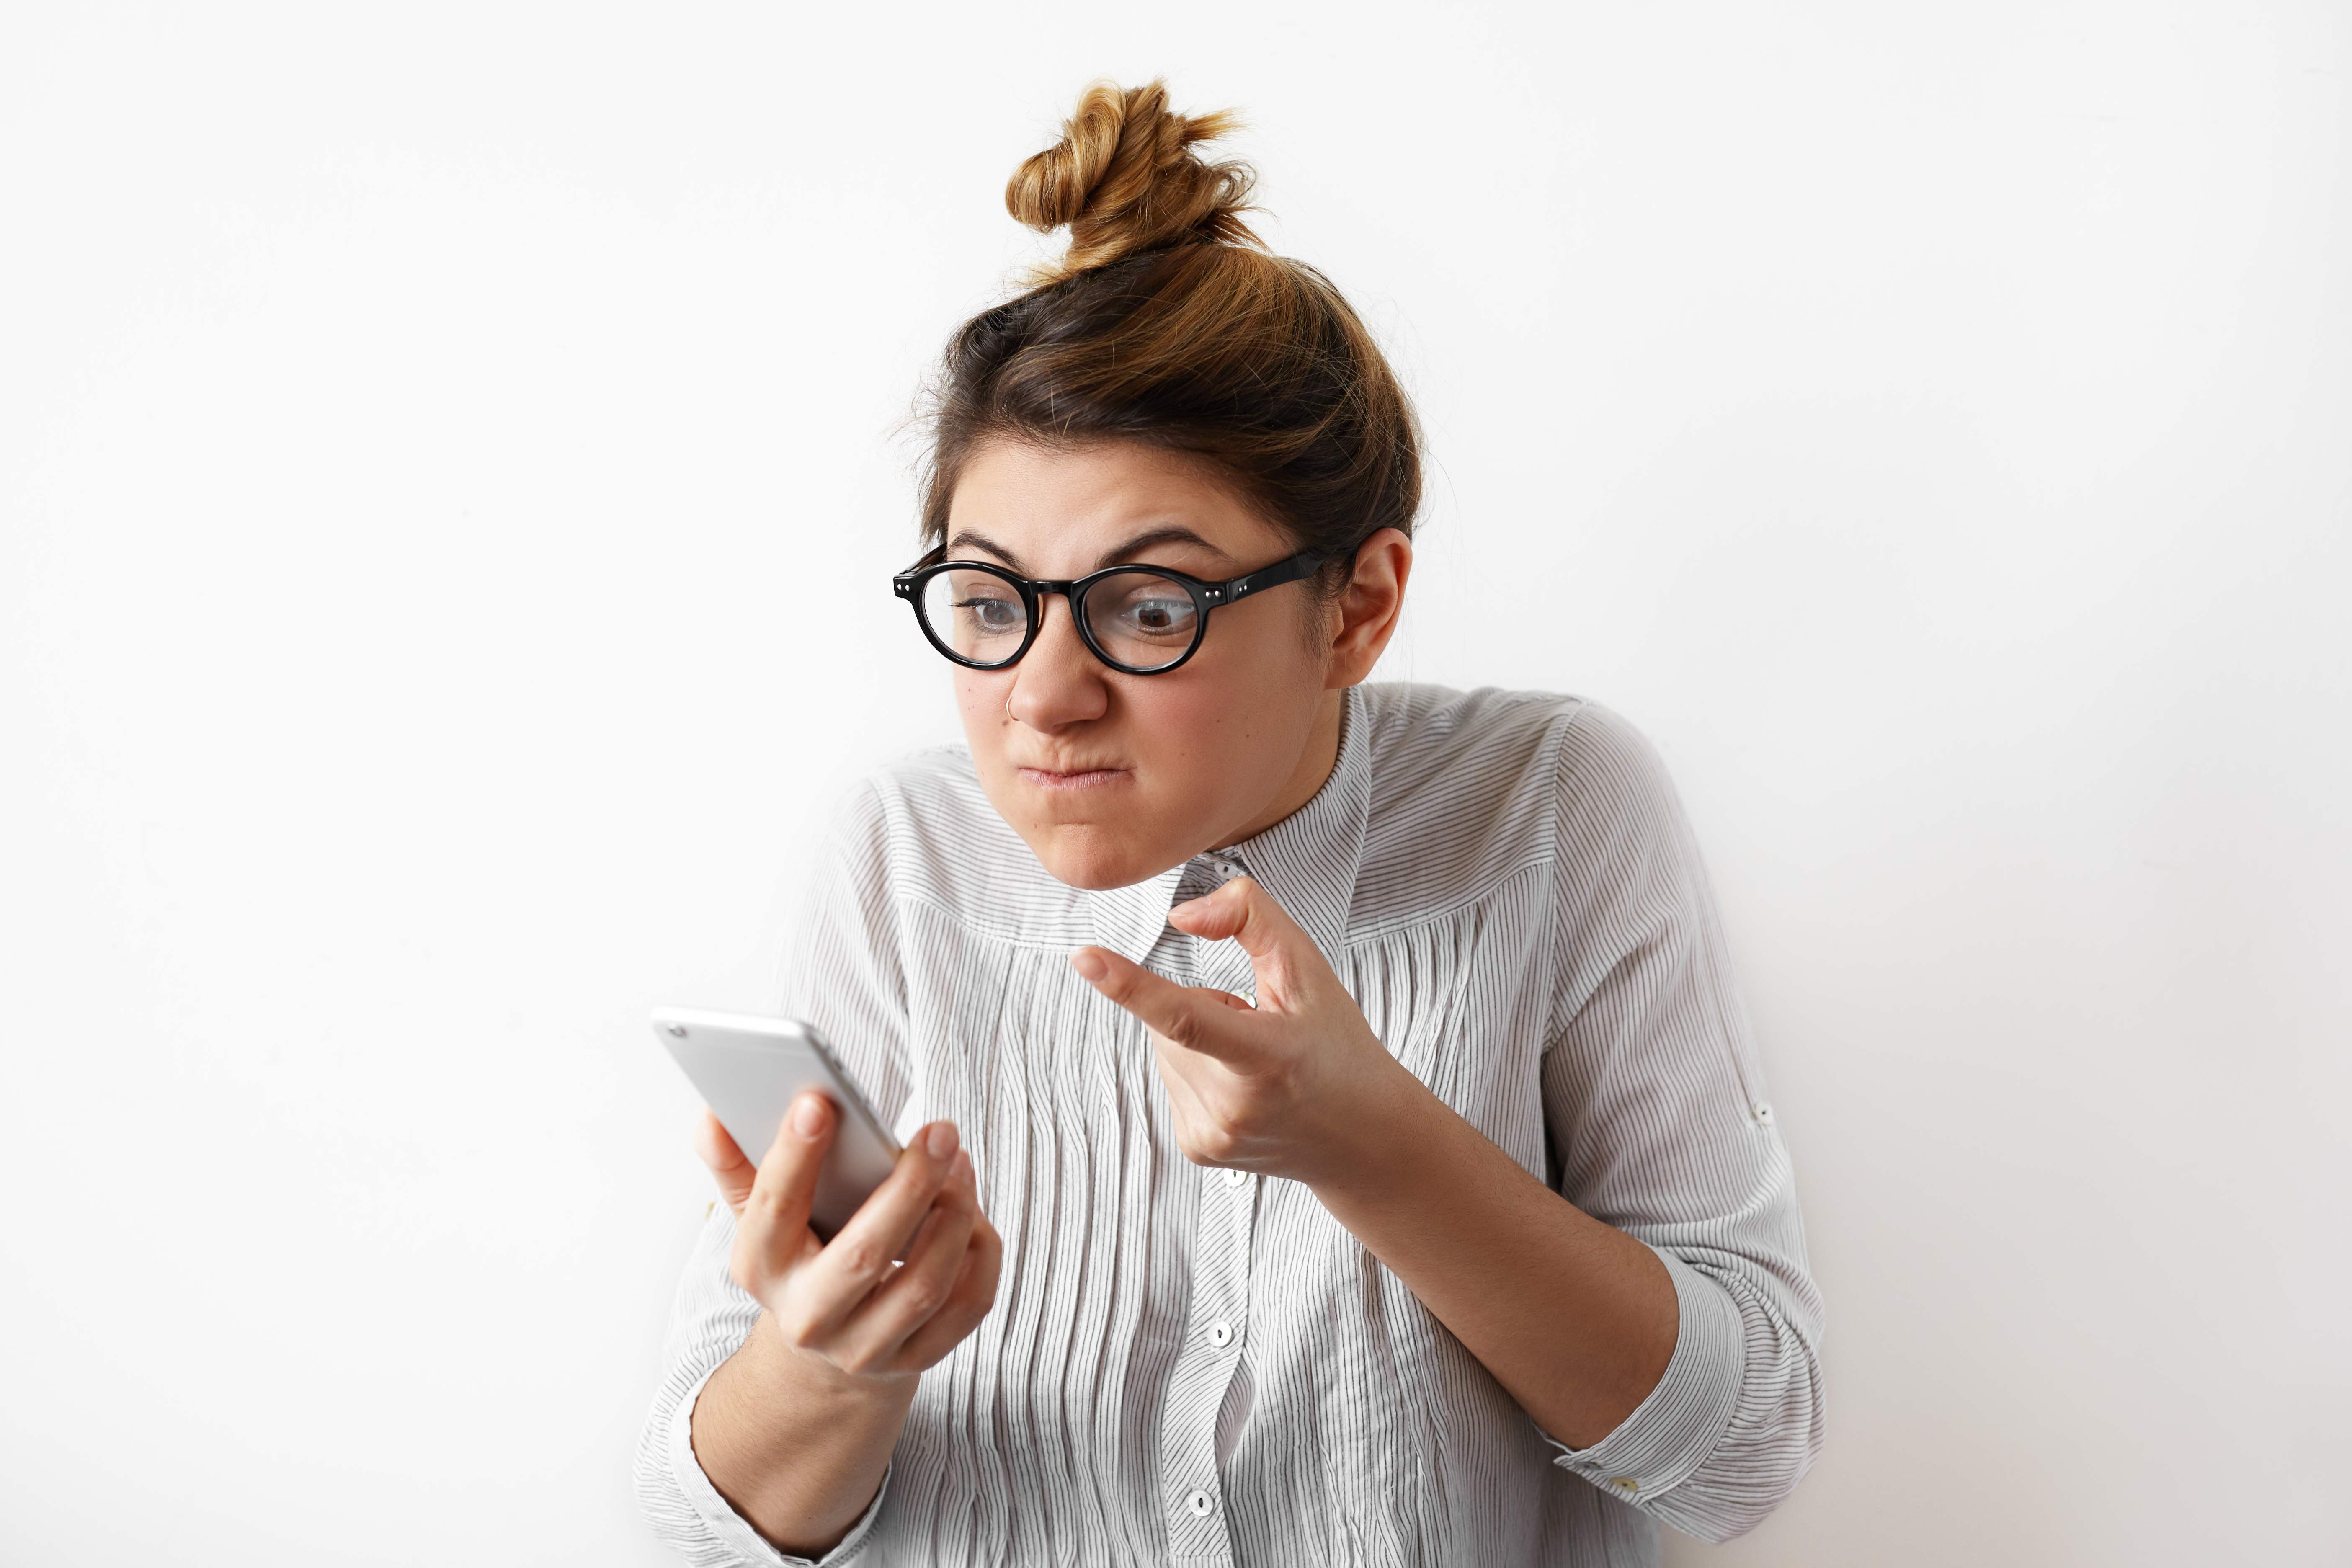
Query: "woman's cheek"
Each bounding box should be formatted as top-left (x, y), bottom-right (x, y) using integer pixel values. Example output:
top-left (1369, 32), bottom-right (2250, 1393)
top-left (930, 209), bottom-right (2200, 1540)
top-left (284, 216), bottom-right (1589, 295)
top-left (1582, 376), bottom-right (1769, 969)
top-left (1134, 682), bottom-right (1279, 812)
top-left (953, 673), bottom-right (1010, 761)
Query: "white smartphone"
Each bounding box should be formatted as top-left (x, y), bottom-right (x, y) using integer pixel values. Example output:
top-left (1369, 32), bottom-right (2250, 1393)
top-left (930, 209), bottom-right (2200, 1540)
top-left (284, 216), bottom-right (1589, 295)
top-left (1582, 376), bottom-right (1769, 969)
top-left (653, 1006), bottom-right (902, 1240)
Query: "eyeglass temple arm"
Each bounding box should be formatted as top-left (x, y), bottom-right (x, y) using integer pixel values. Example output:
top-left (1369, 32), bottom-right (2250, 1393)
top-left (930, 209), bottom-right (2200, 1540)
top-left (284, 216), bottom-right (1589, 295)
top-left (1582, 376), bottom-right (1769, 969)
top-left (1206, 551), bottom-right (1326, 606)
top-left (891, 544), bottom-right (949, 596)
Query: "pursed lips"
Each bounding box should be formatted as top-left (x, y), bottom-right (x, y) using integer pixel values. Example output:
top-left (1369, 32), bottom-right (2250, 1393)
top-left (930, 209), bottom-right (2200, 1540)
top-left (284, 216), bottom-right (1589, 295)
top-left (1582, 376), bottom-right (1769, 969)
top-left (1015, 764), bottom-right (1132, 790)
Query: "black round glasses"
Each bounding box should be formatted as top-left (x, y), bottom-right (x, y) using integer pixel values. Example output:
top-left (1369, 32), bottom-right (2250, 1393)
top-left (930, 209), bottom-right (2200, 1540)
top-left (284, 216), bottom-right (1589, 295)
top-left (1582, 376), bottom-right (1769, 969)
top-left (892, 546), bottom-right (1326, 676)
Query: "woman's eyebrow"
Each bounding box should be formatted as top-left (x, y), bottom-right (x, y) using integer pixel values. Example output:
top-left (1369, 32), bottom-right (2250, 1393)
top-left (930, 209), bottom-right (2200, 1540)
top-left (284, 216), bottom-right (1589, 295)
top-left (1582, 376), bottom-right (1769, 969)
top-left (947, 530), bottom-right (1026, 571)
top-left (1097, 526), bottom-right (1235, 570)
top-left (948, 525), bottom-right (1238, 576)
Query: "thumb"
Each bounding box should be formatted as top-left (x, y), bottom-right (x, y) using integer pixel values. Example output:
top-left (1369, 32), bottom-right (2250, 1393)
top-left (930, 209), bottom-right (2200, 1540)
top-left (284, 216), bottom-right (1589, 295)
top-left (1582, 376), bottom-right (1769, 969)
top-left (1163, 875), bottom-right (1327, 1008)
top-left (740, 1091), bottom-right (834, 1242)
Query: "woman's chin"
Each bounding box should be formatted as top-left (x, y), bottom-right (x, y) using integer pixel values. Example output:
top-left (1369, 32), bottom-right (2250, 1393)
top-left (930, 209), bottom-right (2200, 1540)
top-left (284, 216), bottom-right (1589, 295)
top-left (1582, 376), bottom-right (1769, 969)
top-left (1022, 826), bottom-right (1178, 893)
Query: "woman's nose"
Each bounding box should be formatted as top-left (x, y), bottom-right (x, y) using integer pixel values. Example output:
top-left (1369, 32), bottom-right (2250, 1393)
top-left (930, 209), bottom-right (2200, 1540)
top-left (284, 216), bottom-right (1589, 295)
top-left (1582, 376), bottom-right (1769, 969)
top-left (1004, 596), bottom-right (1109, 730)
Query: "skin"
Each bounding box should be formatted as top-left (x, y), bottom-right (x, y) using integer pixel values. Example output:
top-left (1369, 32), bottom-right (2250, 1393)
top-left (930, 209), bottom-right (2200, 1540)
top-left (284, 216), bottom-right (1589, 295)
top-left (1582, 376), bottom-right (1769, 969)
top-left (944, 440), bottom-right (1356, 890)
top-left (691, 438), bottom-right (1676, 1554)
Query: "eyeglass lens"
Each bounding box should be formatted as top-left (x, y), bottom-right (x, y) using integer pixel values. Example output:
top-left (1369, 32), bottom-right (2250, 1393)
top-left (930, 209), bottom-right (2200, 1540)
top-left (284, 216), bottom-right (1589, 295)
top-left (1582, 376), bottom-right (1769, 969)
top-left (917, 567), bottom-right (1202, 671)
top-left (920, 567), bottom-right (1029, 665)
top-left (1081, 570), bottom-right (1199, 668)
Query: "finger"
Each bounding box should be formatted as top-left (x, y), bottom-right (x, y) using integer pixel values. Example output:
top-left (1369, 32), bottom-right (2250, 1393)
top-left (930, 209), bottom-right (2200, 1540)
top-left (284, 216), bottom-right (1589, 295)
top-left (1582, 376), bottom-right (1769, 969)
top-left (893, 1210), bottom-right (1004, 1371)
top-left (1069, 946), bottom-right (1250, 1062)
top-left (1150, 1034), bottom-right (1264, 1168)
top-left (797, 1120), bottom-right (964, 1337)
top-left (739, 1092), bottom-right (833, 1257)
top-left (837, 1159), bottom-right (980, 1367)
top-left (693, 1110), bottom-right (759, 1215)
top-left (1150, 1035), bottom-right (1222, 1129)
top-left (1163, 875), bottom-right (1326, 1007)
top-left (886, 1228), bottom-right (986, 1371)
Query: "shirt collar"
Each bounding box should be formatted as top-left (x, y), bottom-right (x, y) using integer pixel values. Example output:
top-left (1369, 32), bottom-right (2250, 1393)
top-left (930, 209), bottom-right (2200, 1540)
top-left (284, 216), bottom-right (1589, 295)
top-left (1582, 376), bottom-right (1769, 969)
top-left (1085, 862), bottom-right (1189, 964)
top-left (1080, 686), bottom-right (1370, 970)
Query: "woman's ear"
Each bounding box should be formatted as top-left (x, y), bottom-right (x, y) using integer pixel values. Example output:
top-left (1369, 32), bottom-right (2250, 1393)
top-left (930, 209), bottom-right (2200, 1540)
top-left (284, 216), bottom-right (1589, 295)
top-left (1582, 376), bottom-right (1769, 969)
top-left (1325, 528), bottom-right (1413, 688)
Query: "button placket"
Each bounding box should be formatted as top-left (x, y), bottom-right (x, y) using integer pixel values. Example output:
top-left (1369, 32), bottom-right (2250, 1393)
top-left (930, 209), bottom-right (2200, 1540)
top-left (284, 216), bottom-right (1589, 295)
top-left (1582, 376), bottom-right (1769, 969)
top-left (1159, 853), bottom-right (1262, 1563)
top-left (1161, 1155), bottom-right (1259, 1561)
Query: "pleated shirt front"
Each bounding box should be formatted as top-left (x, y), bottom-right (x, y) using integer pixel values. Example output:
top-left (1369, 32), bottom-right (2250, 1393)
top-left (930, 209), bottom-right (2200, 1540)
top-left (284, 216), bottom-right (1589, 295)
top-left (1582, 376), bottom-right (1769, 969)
top-left (638, 683), bottom-right (1825, 1567)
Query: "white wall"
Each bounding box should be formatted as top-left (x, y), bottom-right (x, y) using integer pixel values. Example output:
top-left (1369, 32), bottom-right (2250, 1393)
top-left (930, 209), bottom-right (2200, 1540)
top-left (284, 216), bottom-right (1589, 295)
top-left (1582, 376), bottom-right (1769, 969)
top-left (3, 3), bottom-right (2345, 1563)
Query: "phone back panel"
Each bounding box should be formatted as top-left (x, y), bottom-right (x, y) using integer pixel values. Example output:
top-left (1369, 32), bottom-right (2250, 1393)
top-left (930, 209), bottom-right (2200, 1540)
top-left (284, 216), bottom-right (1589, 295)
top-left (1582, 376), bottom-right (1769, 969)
top-left (653, 1008), bottom-right (901, 1240)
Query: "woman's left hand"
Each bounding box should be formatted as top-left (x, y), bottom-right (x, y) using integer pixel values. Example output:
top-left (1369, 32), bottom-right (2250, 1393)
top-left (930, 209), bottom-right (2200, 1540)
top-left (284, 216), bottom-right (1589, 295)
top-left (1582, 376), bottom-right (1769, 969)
top-left (1070, 876), bottom-right (1411, 1183)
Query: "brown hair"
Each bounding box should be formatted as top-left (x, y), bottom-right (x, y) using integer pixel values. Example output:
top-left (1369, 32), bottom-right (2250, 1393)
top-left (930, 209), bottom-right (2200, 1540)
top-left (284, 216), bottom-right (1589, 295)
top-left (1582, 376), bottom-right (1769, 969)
top-left (919, 80), bottom-right (1421, 593)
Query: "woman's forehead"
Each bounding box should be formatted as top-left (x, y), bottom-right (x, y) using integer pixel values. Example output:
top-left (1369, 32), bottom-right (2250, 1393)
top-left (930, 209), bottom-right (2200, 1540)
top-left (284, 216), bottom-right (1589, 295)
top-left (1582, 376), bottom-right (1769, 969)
top-left (947, 439), bottom-right (1288, 575)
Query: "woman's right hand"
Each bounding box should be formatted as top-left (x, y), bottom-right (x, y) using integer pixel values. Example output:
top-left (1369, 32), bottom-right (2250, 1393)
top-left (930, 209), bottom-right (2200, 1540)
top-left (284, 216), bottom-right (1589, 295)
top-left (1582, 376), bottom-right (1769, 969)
top-left (696, 1095), bottom-right (1002, 1384)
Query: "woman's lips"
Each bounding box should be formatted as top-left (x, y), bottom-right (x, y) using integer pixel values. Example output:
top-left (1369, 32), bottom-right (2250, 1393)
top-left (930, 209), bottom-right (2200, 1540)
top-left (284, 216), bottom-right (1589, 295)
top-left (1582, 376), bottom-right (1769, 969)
top-left (1017, 766), bottom-right (1132, 791)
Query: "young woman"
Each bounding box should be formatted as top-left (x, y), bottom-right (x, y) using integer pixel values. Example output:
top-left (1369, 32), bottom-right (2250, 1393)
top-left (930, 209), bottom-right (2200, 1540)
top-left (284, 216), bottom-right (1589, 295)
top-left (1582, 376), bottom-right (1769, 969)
top-left (638, 82), bottom-right (1823, 1568)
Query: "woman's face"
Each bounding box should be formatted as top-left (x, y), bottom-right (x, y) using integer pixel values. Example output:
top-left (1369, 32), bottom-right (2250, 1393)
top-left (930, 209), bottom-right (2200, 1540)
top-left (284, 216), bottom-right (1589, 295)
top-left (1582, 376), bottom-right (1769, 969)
top-left (942, 438), bottom-right (1402, 892)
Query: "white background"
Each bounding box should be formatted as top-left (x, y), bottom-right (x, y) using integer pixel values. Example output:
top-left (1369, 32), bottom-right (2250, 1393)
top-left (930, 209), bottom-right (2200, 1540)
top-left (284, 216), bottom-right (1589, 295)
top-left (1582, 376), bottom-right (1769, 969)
top-left (3, 3), bottom-right (2346, 1563)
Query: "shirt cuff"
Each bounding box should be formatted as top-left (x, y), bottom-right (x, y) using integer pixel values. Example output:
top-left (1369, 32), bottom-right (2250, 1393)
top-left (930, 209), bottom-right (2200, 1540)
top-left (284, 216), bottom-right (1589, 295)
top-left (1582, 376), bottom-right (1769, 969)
top-left (1541, 1244), bottom-right (1746, 1506)
top-left (666, 1365), bottom-right (890, 1566)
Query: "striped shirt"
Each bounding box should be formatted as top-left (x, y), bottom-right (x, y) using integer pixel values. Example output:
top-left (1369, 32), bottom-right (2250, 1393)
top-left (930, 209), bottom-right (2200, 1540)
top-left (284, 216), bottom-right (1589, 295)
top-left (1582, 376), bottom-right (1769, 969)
top-left (637, 683), bottom-right (1824, 1566)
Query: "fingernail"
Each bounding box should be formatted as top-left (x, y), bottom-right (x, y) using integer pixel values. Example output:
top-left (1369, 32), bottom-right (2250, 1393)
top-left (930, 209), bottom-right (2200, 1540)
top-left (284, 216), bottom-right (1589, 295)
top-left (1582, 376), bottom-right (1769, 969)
top-left (951, 1150), bottom-right (974, 1185)
top-left (1070, 949), bottom-right (1108, 983)
top-left (791, 1094), bottom-right (828, 1138)
top-left (926, 1122), bottom-right (958, 1161)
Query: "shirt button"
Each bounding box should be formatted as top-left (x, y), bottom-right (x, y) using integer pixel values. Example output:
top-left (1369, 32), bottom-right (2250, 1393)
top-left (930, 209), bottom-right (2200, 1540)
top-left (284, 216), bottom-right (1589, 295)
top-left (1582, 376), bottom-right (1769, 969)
top-left (1209, 1320), bottom-right (1234, 1348)
top-left (1223, 1167), bottom-right (1248, 1187)
top-left (1185, 1488), bottom-right (1214, 1517)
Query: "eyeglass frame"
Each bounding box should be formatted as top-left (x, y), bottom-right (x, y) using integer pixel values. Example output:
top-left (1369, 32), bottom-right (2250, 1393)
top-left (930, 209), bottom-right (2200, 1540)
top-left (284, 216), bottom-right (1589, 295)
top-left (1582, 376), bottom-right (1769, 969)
top-left (891, 544), bottom-right (1329, 676)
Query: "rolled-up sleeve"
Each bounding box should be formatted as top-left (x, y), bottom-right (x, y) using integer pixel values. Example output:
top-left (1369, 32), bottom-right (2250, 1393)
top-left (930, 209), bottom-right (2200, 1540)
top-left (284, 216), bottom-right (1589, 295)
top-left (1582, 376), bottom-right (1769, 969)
top-left (634, 1205), bottom-right (892, 1565)
top-left (1537, 704), bottom-right (1827, 1540)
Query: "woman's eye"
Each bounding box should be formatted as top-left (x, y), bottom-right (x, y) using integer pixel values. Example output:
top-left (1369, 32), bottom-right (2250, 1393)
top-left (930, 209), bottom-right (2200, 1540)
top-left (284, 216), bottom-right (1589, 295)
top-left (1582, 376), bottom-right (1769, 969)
top-left (957, 598), bottom-right (1023, 634)
top-left (1119, 598), bottom-right (1190, 634)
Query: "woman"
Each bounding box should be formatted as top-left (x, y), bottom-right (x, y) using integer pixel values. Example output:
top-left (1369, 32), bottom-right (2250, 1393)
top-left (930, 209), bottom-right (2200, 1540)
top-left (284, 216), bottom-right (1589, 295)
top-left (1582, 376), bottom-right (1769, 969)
top-left (639, 81), bottom-right (1823, 1567)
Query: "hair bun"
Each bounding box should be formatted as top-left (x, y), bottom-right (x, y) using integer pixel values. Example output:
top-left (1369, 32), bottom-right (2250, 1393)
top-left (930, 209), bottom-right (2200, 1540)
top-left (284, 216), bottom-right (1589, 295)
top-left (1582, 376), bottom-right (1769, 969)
top-left (1006, 80), bottom-right (1260, 282)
